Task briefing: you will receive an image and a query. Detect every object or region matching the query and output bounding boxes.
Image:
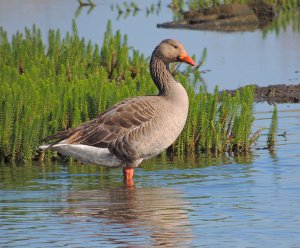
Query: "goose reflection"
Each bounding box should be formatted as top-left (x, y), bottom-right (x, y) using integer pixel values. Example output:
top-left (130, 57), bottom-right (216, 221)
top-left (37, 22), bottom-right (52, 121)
top-left (60, 186), bottom-right (193, 247)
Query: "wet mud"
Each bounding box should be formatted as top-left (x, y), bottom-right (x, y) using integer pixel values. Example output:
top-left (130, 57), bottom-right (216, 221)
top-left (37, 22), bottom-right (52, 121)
top-left (158, 1), bottom-right (275, 32)
top-left (223, 84), bottom-right (300, 104)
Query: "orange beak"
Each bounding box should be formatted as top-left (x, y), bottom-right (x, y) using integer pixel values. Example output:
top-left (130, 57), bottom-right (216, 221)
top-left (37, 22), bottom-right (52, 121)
top-left (178, 51), bottom-right (196, 66)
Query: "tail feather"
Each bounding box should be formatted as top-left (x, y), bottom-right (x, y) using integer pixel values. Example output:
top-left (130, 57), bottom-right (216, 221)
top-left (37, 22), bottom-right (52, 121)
top-left (39, 142), bottom-right (123, 168)
top-left (38, 144), bottom-right (52, 150)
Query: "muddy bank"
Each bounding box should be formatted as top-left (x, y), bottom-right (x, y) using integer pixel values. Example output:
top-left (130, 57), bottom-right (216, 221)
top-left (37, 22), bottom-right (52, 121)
top-left (158, 1), bottom-right (275, 32)
top-left (222, 84), bottom-right (300, 103)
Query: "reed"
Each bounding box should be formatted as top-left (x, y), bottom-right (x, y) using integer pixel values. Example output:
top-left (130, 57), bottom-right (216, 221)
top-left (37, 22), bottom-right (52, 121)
top-left (0, 22), bottom-right (257, 164)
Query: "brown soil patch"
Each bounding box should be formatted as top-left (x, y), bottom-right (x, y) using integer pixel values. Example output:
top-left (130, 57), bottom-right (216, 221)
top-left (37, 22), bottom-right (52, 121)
top-left (158, 1), bottom-right (275, 32)
top-left (222, 84), bottom-right (300, 103)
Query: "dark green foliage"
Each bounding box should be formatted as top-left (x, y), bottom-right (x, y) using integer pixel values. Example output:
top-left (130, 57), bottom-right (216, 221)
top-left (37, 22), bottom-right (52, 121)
top-left (0, 22), bottom-right (256, 164)
top-left (175, 0), bottom-right (300, 11)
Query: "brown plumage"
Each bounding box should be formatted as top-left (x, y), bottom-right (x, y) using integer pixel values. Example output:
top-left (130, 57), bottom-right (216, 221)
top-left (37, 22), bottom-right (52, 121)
top-left (40, 39), bottom-right (195, 180)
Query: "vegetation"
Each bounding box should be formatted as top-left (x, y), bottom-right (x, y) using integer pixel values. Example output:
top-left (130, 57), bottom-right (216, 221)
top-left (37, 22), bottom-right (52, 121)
top-left (111, 1), bottom-right (162, 19)
top-left (115, 2), bottom-right (140, 14)
top-left (267, 105), bottom-right (278, 150)
top-left (78, 0), bottom-right (95, 8)
top-left (170, 0), bottom-right (300, 34)
top-left (262, 7), bottom-right (300, 36)
top-left (172, 85), bottom-right (257, 156)
top-left (0, 21), bottom-right (258, 164)
top-left (170, 0), bottom-right (300, 11)
top-left (76, 0), bottom-right (96, 17)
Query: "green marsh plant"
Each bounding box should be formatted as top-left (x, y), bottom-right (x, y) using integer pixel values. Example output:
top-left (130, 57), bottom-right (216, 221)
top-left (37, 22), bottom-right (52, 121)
top-left (169, 85), bottom-right (256, 156)
top-left (0, 21), bottom-right (258, 164)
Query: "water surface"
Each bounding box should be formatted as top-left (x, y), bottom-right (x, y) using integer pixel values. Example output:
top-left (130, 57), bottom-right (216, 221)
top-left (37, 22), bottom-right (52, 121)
top-left (1, 103), bottom-right (300, 247)
top-left (1, 152), bottom-right (300, 247)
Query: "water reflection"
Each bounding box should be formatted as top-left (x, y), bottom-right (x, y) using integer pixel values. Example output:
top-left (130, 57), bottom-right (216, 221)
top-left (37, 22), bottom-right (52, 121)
top-left (110, 1), bottom-right (162, 20)
top-left (75, 3), bottom-right (95, 18)
top-left (263, 9), bottom-right (300, 37)
top-left (1, 139), bottom-right (300, 247)
top-left (59, 186), bottom-right (193, 247)
top-left (167, 1), bottom-right (300, 35)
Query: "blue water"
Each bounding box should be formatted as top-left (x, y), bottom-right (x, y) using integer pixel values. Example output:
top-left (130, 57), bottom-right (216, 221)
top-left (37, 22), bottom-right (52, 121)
top-left (1, 147), bottom-right (300, 247)
top-left (1, 103), bottom-right (300, 247)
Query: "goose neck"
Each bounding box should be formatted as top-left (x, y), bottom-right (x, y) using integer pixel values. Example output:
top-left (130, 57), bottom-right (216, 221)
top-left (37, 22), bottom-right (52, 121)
top-left (150, 53), bottom-right (176, 95)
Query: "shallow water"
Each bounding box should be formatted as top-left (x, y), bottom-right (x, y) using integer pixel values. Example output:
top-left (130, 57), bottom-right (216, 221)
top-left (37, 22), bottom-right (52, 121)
top-left (0, 0), bottom-right (300, 91)
top-left (1, 104), bottom-right (300, 247)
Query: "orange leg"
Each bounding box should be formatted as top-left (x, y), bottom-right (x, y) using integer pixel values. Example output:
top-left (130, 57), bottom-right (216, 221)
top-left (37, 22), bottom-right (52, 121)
top-left (123, 167), bottom-right (134, 186)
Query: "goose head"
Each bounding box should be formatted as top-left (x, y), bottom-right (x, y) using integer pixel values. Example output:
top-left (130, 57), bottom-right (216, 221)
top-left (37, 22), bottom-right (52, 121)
top-left (155, 39), bottom-right (196, 66)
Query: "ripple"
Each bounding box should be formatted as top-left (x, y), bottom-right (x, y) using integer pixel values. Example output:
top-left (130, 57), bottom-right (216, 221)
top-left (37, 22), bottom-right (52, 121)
top-left (1, 105), bottom-right (300, 247)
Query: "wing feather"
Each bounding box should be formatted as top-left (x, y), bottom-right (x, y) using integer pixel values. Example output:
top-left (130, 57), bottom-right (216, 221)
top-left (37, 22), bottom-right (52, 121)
top-left (42, 97), bottom-right (158, 152)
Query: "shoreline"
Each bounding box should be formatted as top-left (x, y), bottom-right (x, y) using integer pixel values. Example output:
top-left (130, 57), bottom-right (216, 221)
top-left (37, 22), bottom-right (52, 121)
top-left (221, 84), bottom-right (300, 104)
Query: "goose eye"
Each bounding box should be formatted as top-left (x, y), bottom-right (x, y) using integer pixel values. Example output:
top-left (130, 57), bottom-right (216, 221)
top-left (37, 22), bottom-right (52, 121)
top-left (172, 44), bottom-right (178, 49)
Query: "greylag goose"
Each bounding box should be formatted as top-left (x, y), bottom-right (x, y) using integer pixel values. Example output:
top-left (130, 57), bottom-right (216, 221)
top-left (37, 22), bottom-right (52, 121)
top-left (39, 39), bottom-right (195, 184)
